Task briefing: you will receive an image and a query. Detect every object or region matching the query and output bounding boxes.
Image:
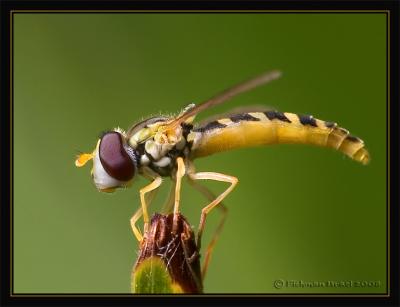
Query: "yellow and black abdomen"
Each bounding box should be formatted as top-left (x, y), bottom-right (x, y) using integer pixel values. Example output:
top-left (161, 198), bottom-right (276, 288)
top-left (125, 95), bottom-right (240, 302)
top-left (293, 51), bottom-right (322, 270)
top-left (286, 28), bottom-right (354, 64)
top-left (188, 111), bottom-right (370, 165)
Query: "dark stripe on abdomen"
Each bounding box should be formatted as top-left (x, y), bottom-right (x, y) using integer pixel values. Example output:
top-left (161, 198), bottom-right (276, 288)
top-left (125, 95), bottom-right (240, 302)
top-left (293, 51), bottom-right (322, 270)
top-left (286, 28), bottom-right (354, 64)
top-left (325, 121), bottom-right (337, 128)
top-left (299, 114), bottom-right (318, 127)
top-left (230, 113), bottom-right (260, 122)
top-left (345, 135), bottom-right (362, 143)
top-left (264, 111), bottom-right (291, 123)
top-left (193, 121), bottom-right (227, 133)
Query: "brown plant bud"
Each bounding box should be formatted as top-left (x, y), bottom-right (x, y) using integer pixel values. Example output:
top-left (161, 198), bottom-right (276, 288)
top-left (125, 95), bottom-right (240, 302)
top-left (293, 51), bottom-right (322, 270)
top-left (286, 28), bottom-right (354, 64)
top-left (133, 213), bottom-right (203, 293)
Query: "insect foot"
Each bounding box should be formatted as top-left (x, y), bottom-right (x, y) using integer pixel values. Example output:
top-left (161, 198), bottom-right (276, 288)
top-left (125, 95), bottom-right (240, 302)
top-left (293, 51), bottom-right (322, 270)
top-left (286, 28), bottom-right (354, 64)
top-left (132, 213), bottom-right (203, 294)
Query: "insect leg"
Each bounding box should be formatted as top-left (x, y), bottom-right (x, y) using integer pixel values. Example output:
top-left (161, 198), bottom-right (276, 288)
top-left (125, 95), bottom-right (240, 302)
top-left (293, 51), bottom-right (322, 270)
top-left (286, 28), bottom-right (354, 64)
top-left (137, 169), bottom-right (163, 239)
top-left (130, 208), bottom-right (143, 242)
top-left (172, 157), bottom-right (186, 234)
top-left (187, 176), bottom-right (228, 280)
top-left (130, 187), bottom-right (159, 242)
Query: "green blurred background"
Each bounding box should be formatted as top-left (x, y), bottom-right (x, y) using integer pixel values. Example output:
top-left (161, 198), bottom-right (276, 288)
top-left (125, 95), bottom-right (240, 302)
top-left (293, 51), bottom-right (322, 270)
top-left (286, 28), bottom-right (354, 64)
top-left (14, 13), bottom-right (387, 294)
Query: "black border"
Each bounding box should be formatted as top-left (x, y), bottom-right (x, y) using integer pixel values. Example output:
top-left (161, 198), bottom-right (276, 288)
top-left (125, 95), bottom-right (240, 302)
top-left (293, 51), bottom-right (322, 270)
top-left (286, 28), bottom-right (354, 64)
top-left (1, 1), bottom-right (398, 306)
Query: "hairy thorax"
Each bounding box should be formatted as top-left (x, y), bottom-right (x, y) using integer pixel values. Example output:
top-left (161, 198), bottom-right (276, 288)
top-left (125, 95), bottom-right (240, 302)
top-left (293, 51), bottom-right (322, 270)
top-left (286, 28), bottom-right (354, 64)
top-left (127, 118), bottom-right (193, 177)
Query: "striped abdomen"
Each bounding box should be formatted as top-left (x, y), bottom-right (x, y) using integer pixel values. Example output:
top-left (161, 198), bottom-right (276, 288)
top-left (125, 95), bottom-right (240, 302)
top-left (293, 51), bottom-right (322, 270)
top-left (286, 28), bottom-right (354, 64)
top-left (188, 111), bottom-right (370, 165)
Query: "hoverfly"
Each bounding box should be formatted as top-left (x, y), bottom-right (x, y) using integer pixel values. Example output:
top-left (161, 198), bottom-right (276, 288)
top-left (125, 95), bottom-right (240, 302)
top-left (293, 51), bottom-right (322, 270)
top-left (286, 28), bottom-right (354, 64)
top-left (75, 70), bottom-right (370, 278)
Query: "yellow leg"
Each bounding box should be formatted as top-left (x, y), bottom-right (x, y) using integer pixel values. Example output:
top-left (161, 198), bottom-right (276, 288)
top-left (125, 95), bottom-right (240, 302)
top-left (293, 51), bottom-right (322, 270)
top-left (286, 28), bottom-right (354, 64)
top-left (188, 172), bottom-right (238, 254)
top-left (130, 187), bottom-right (159, 242)
top-left (130, 173), bottom-right (162, 242)
top-left (187, 177), bottom-right (228, 280)
top-left (130, 208), bottom-right (143, 242)
top-left (172, 157), bottom-right (186, 233)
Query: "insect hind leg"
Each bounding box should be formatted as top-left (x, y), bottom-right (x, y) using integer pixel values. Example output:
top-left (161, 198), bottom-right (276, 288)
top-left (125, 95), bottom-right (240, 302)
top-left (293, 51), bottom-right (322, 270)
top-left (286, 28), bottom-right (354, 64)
top-left (187, 176), bottom-right (229, 280)
top-left (188, 172), bottom-right (237, 248)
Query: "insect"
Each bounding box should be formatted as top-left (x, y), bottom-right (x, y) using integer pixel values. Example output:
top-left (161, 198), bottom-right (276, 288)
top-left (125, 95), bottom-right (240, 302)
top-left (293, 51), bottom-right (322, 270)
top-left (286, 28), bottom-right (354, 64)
top-left (75, 70), bottom-right (370, 278)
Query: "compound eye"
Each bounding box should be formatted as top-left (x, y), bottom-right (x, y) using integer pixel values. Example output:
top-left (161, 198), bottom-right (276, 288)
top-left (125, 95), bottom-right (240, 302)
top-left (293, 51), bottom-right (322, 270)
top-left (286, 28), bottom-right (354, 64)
top-left (99, 132), bottom-right (135, 181)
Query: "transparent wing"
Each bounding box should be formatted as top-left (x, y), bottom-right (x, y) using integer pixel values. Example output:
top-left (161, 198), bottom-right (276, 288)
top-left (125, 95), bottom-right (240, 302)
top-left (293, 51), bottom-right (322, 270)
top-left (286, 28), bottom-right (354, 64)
top-left (161, 70), bottom-right (282, 130)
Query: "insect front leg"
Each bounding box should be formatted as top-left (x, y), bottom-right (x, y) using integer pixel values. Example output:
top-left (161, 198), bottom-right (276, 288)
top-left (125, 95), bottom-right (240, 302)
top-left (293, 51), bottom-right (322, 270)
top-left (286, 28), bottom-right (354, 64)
top-left (187, 175), bottom-right (228, 280)
top-left (130, 208), bottom-right (144, 242)
top-left (131, 168), bottom-right (162, 242)
top-left (130, 187), bottom-right (159, 242)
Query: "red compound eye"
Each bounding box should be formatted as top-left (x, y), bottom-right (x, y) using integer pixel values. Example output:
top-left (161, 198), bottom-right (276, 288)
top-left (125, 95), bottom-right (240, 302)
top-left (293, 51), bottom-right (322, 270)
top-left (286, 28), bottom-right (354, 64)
top-left (99, 132), bottom-right (135, 181)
